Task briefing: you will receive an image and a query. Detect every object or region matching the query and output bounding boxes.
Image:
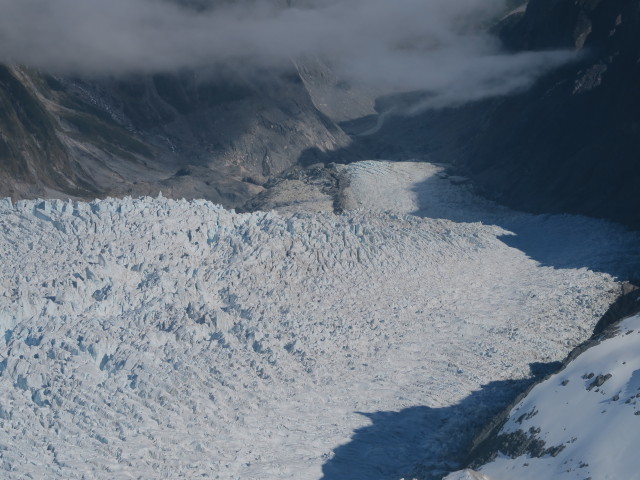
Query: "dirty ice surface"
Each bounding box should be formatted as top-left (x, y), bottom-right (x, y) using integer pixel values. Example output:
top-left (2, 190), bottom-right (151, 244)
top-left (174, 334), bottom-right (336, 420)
top-left (0, 161), bottom-right (638, 479)
top-left (475, 312), bottom-right (640, 480)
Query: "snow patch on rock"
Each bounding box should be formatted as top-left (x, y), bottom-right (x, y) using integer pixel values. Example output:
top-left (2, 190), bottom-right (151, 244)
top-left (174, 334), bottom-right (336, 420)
top-left (470, 313), bottom-right (640, 480)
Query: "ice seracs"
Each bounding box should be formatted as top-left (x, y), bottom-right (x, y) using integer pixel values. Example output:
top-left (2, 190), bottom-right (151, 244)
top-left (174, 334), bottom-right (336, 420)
top-left (0, 161), bottom-right (637, 479)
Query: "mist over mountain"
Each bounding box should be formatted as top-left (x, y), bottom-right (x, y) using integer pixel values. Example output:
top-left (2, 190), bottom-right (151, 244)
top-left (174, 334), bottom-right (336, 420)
top-left (2, 0), bottom-right (636, 227)
top-left (353, 0), bottom-right (640, 229)
top-left (0, 0), bottom-right (574, 205)
top-left (0, 0), bottom-right (571, 107)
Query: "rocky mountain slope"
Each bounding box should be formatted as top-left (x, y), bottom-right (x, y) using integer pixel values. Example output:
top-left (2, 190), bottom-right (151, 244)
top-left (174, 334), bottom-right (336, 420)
top-left (0, 64), bottom-right (349, 207)
top-left (473, 0), bottom-right (640, 229)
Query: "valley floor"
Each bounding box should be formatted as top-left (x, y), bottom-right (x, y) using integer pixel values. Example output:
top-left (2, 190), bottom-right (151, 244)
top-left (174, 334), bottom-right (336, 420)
top-left (0, 161), bottom-right (638, 479)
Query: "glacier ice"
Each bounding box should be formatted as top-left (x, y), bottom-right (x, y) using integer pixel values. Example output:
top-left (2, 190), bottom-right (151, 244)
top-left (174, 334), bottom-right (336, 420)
top-left (0, 161), bottom-right (637, 479)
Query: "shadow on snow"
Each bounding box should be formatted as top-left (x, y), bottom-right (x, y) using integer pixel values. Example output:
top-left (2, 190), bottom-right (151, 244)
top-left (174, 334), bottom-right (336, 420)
top-left (408, 174), bottom-right (640, 283)
top-left (321, 374), bottom-right (544, 480)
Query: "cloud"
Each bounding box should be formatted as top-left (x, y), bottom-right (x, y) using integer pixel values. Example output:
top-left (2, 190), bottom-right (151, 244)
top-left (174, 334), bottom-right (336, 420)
top-left (0, 0), bottom-right (574, 107)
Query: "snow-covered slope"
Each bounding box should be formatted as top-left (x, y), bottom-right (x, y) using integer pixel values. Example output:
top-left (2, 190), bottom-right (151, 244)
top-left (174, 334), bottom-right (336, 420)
top-left (443, 470), bottom-right (490, 480)
top-left (462, 312), bottom-right (640, 480)
top-left (0, 161), bottom-right (637, 479)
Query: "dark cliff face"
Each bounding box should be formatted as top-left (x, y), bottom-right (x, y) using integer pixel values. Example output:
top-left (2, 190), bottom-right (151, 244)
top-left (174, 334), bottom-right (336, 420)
top-left (474, 0), bottom-right (640, 229)
top-left (371, 0), bottom-right (640, 229)
top-left (0, 65), bottom-right (349, 206)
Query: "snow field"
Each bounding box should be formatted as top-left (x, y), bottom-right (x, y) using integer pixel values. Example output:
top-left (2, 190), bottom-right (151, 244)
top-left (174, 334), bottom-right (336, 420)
top-left (476, 313), bottom-right (640, 480)
top-left (0, 161), bottom-right (636, 479)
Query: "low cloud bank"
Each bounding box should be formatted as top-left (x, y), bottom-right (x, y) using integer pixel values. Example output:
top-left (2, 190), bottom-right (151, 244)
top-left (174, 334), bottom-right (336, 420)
top-left (0, 0), bottom-right (574, 107)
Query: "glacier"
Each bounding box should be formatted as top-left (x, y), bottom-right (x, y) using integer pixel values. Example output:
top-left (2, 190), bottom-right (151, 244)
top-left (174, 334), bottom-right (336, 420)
top-left (0, 161), bottom-right (638, 479)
